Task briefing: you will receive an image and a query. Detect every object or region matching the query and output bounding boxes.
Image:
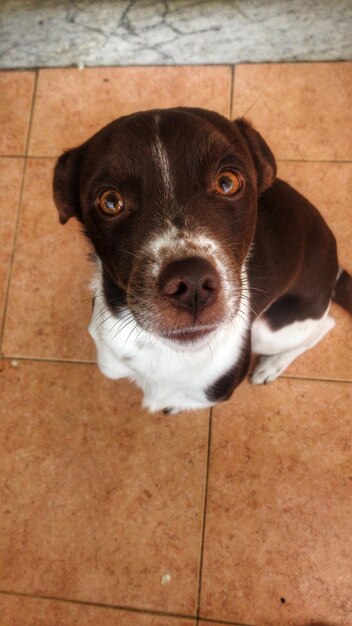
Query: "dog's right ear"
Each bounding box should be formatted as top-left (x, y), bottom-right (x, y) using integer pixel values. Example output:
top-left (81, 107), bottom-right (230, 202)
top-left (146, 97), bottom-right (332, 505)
top-left (53, 147), bottom-right (84, 224)
top-left (234, 118), bottom-right (277, 194)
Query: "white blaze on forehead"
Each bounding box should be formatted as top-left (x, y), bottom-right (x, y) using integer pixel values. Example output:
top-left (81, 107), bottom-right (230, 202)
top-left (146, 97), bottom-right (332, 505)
top-left (152, 115), bottom-right (173, 199)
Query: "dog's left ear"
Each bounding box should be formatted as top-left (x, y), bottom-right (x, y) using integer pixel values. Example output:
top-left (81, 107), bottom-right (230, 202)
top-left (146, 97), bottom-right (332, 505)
top-left (53, 146), bottom-right (85, 225)
top-left (234, 118), bottom-right (277, 194)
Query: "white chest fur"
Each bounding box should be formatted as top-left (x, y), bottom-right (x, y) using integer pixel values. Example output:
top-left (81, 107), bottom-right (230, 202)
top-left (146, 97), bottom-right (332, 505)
top-left (88, 277), bottom-right (250, 413)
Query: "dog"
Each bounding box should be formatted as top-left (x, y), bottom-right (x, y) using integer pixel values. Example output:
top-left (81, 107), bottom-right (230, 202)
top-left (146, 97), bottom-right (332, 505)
top-left (53, 107), bottom-right (351, 413)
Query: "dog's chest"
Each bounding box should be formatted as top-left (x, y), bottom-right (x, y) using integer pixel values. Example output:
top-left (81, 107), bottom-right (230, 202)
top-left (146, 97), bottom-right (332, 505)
top-left (89, 297), bottom-right (249, 412)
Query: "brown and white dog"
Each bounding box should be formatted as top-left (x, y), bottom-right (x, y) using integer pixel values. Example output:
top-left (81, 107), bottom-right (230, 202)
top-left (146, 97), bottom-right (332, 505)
top-left (53, 107), bottom-right (352, 413)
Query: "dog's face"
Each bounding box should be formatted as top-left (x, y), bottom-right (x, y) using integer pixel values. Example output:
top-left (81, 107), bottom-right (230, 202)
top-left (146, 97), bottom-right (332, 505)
top-left (54, 108), bottom-right (276, 343)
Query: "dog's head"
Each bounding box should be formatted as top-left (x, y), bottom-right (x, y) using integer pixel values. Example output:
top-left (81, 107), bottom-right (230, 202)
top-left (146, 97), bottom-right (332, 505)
top-left (53, 107), bottom-right (276, 343)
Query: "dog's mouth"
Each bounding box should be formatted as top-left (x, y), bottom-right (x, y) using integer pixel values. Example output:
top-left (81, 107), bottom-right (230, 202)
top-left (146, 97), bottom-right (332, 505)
top-left (160, 324), bottom-right (219, 343)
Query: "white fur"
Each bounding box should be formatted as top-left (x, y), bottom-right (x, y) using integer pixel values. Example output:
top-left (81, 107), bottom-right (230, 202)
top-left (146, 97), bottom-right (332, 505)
top-left (152, 115), bottom-right (173, 199)
top-left (251, 307), bottom-right (335, 384)
top-left (89, 263), bottom-right (250, 413)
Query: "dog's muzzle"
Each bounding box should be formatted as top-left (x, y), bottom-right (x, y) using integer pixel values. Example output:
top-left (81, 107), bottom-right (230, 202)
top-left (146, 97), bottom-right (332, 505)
top-left (157, 256), bottom-right (222, 341)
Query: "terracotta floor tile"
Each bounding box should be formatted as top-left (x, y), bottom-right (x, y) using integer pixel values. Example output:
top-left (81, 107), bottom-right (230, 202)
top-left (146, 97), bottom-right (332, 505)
top-left (2, 158), bottom-right (95, 360)
top-left (29, 66), bottom-right (232, 157)
top-left (0, 158), bottom-right (24, 332)
top-left (0, 359), bottom-right (209, 615)
top-left (200, 379), bottom-right (352, 626)
top-left (232, 63), bottom-right (352, 160)
top-left (275, 161), bottom-right (352, 381)
top-left (0, 594), bottom-right (195, 626)
top-left (0, 71), bottom-right (35, 155)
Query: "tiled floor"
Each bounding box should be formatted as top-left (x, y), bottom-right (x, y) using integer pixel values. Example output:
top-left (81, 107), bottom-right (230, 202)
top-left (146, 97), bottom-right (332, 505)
top-left (0, 63), bottom-right (351, 626)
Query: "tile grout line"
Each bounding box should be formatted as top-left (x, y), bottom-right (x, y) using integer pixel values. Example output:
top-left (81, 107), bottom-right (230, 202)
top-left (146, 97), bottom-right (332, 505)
top-left (0, 589), bottom-right (195, 621)
top-left (0, 166), bottom-right (26, 349)
top-left (194, 411), bottom-right (257, 626)
top-left (1, 354), bottom-right (97, 366)
top-left (280, 373), bottom-right (352, 384)
top-left (1, 60), bottom-right (351, 73)
top-left (2, 354), bottom-right (351, 385)
top-left (0, 154), bottom-right (54, 160)
top-left (199, 617), bottom-right (255, 626)
top-left (0, 589), bottom-right (254, 626)
top-left (0, 63), bottom-right (238, 73)
top-left (196, 407), bottom-right (213, 619)
top-left (0, 70), bottom-right (39, 352)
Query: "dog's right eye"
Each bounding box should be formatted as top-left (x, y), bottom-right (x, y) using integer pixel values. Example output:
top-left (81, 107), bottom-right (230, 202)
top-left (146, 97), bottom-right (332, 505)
top-left (96, 189), bottom-right (124, 216)
top-left (214, 170), bottom-right (242, 197)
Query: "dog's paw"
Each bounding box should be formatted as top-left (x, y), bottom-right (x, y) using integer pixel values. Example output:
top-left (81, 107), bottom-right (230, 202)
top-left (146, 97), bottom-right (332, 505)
top-left (251, 354), bottom-right (287, 385)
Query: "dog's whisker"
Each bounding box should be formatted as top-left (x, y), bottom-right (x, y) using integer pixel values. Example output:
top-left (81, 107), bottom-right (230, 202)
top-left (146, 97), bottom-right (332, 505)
top-left (95, 312), bottom-right (120, 330)
top-left (81, 295), bottom-right (97, 303)
top-left (115, 247), bottom-right (155, 263)
top-left (240, 88), bottom-right (267, 120)
top-left (122, 324), bottom-right (139, 350)
top-left (80, 292), bottom-right (106, 304)
top-left (95, 306), bottom-right (112, 322)
top-left (107, 311), bottom-right (134, 335)
top-left (112, 317), bottom-right (136, 342)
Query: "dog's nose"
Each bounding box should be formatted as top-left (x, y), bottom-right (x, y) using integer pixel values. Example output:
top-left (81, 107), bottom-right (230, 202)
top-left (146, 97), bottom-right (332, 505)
top-left (158, 257), bottom-right (220, 315)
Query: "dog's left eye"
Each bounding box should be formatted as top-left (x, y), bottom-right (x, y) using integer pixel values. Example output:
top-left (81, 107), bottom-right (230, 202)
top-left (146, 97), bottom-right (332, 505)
top-left (214, 171), bottom-right (242, 196)
top-left (96, 189), bottom-right (125, 215)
